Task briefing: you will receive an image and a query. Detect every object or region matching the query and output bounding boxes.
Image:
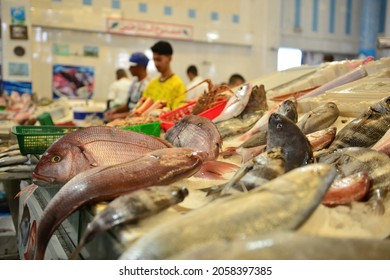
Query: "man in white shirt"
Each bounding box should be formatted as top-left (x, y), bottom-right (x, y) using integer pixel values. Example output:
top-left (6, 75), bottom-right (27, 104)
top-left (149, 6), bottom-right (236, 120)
top-left (105, 52), bottom-right (151, 121)
top-left (107, 68), bottom-right (132, 109)
top-left (185, 65), bottom-right (208, 101)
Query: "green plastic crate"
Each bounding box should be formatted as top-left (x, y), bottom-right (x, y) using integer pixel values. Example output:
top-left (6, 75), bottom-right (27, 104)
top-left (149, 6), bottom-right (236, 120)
top-left (11, 125), bottom-right (82, 155)
top-left (122, 121), bottom-right (161, 137)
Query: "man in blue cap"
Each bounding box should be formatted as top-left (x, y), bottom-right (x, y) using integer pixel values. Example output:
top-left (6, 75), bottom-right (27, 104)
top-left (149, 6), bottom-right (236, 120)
top-left (105, 52), bottom-right (151, 122)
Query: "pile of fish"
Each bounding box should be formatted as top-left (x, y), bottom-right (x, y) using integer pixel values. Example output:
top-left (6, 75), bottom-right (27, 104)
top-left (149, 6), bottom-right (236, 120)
top-left (0, 144), bottom-right (38, 180)
top-left (13, 80), bottom-right (390, 260)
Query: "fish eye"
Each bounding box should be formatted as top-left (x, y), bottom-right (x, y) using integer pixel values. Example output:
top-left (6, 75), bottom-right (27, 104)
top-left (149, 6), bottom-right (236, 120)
top-left (276, 123), bottom-right (283, 129)
top-left (51, 155), bottom-right (62, 163)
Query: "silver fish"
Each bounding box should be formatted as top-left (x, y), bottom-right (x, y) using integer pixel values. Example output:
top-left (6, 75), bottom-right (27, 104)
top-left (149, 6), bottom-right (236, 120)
top-left (119, 163), bottom-right (336, 260)
top-left (318, 147), bottom-right (390, 214)
top-left (172, 231), bottom-right (390, 260)
top-left (212, 83), bottom-right (252, 123)
top-left (297, 102), bottom-right (340, 134)
top-left (70, 186), bottom-right (189, 259)
top-left (0, 155), bottom-right (29, 167)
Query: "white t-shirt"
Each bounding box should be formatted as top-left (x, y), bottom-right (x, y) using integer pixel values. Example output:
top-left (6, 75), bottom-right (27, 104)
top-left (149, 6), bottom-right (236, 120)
top-left (107, 77), bottom-right (132, 108)
top-left (186, 76), bottom-right (208, 100)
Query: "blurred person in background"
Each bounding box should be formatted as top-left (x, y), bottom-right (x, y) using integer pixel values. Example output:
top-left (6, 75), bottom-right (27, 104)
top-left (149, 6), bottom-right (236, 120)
top-left (106, 68), bottom-right (132, 110)
top-left (105, 52), bottom-right (150, 121)
top-left (185, 65), bottom-right (208, 101)
top-left (228, 73), bottom-right (246, 88)
top-left (141, 40), bottom-right (186, 110)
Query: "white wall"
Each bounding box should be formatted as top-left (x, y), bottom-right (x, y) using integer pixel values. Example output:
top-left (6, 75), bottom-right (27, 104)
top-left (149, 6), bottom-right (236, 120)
top-left (2, 0), bottom-right (380, 102)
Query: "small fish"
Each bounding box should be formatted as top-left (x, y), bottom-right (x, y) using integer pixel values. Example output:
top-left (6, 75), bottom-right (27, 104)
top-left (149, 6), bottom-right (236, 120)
top-left (70, 186), bottom-right (189, 259)
top-left (33, 147), bottom-right (207, 259)
top-left (0, 149), bottom-right (22, 158)
top-left (165, 115), bottom-right (222, 160)
top-left (171, 231), bottom-right (390, 260)
top-left (0, 164), bottom-right (36, 173)
top-left (297, 102), bottom-right (340, 135)
top-left (212, 83), bottom-right (252, 123)
top-left (32, 126), bottom-right (172, 188)
top-left (327, 96), bottom-right (390, 151)
top-left (240, 84), bottom-right (268, 115)
top-left (318, 147), bottom-right (390, 214)
top-left (267, 113), bottom-right (313, 172)
top-left (0, 155), bottom-right (29, 167)
top-left (119, 163), bottom-right (336, 260)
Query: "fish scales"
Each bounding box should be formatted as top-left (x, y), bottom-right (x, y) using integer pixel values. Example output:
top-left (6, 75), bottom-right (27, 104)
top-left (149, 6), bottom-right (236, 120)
top-left (119, 163), bottom-right (336, 260)
top-left (328, 112), bottom-right (390, 151)
top-left (165, 115), bottom-right (222, 160)
top-left (33, 147), bottom-right (206, 260)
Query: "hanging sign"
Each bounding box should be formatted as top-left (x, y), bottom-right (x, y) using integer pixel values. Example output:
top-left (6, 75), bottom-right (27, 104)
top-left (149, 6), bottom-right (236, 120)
top-left (106, 18), bottom-right (193, 40)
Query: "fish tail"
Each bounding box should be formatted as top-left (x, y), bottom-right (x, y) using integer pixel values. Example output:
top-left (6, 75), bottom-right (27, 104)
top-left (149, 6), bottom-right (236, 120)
top-left (367, 189), bottom-right (386, 215)
top-left (194, 161), bottom-right (239, 180)
top-left (15, 183), bottom-right (38, 205)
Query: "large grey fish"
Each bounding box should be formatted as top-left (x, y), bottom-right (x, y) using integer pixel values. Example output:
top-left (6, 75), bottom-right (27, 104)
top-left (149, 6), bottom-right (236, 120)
top-left (70, 186), bottom-right (189, 259)
top-left (206, 147), bottom-right (285, 196)
top-left (32, 126), bottom-right (172, 188)
top-left (318, 147), bottom-right (390, 214)
top-left (327, 96), bottom-right (390, 152)
top-left (297, 102), bottom-right (340, 134)
top-left (172, 231), bottom-right (390, 260)
top-left (165, 115), bottom-right (222, 160)
top-left (119, 163), bottom-right (336, 260)
top-left (240, 99), bottom-right (298, 148)
top-left (33, 147), bottom-right (207, 260)
top-left (267, 113), bottom-right (313, 172)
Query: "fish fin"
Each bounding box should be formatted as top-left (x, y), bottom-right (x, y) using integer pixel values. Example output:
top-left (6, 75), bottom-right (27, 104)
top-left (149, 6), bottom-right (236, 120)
top-left (194, 161), bottom-right (239, 180)
top-left (199, 184), bottom-right (225, 196)
top-left (79, 145), bottom-right (99, 166)
top-left (14, 183), bottom-right (38, 205)
top-left (366, 189), bottom-right (386, 215)
top-left (220, 147), bottom-right (237, 158)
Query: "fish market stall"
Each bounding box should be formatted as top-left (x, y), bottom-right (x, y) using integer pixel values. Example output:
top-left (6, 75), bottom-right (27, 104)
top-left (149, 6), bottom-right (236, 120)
top-left (2, 57), bottom-right (390, 260)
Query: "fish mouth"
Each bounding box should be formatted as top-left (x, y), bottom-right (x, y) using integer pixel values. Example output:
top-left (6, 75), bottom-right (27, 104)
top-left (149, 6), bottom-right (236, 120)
top-left (32, 172), bottom-right (56, 186)
top-left (191, 151), bottom-right (209, 162)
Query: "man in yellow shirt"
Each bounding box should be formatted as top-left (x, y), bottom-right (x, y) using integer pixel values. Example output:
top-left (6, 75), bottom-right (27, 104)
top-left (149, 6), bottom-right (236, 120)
top-left (142, 41), bottom-right (186, 110)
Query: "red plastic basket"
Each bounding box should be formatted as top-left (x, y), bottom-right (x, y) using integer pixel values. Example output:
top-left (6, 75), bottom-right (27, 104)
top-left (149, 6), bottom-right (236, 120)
top-left (160, 100), bottom-right (227, 131)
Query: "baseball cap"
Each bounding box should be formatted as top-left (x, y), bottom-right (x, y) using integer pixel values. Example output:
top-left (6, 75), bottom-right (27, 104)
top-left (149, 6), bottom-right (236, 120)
top-left (151, 41), bottom-right (173, 55)
top-left (129, 52), bottom-right (149, 67)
